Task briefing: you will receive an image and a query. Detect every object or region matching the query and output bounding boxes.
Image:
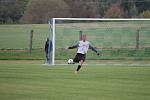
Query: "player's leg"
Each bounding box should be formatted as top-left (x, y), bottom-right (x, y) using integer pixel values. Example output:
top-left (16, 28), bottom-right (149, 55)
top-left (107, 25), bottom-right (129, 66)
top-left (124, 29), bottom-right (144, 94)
top-left (75, 54), bottom-right (86, 74)
top-left (76, 59), bottom-right (84, 71)
top-left (73, 53), bottom-right (80, 63)
top-left (45, 52), bottom-right (48, 63)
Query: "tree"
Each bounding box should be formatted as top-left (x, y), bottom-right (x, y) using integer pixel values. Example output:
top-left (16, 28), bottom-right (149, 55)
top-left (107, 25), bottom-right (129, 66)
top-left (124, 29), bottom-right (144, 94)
top-left (97, 0), bottom-right (120, 17)
top-left (128, 3), bottom-right (138, 18)
top-left (21, 0), bottom-right (70, 23)
top-left (0, 0), bottom-right (29, 24)
top-left (121, 0), bottom-right (150, 18)
top-left (64, 0), bottom-right (100, 18)
top-left (104, 3), bottom-right (125, 18)
top-left (140, 10), bottom-right (150, 18)
top-left (135, 0), bottom-right (150, 14)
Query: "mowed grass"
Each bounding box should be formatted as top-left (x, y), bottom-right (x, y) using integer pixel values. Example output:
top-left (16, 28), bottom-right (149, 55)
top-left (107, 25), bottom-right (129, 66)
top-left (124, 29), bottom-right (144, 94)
top-left (0, 21), bottom-right (150, 49)
top-left (56, 21), bottom-right (150, 48)
top-left (0, 24), bottom-right (49, 49)
top-left (0, 60), bottom-right (150, 100)
top-left (0, 22), bottom-right (150, 60)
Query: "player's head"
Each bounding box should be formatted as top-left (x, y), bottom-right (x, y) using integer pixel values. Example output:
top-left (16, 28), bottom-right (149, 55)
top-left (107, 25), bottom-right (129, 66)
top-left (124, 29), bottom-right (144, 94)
top-left (47, 38), bottom-right (49, 41)
top-left (82, 34), bottom-right (87, 42)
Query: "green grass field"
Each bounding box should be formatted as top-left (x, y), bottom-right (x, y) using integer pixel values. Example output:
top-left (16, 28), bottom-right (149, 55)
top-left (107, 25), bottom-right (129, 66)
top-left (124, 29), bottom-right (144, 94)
top-left (0, 60), bottom-right (150, 100)
top-left (0, 21), bottom-right (150, 100)
top-left (0, 21), bottom-right (150, 49)
top-left (0, 48), bottom-right (150, 60)
top-left (0, 22), bottom-right (150, 60)
top-left (0, 24), bottom-right (49, 49)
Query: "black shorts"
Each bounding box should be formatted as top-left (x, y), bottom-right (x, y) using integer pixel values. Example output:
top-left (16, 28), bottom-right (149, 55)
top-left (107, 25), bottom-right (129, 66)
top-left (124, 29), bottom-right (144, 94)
top-left (73, 53), bottom-right (86, 63)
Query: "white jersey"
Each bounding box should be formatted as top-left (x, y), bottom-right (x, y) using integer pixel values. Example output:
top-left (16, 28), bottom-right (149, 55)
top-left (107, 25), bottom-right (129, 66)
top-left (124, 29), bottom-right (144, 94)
top-left (77, 41), bottom-right (90, 54)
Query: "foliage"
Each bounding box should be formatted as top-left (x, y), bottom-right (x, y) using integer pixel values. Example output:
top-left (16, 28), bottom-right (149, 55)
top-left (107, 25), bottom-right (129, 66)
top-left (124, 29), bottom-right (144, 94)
top-left (21, 0), bottom-right (70, 23)
top-left (0, 0), bottom-right (150, 23)
top-left (64, 0), bottom-right (100, 18)
top-left (104, 3), bottom-right (126, 18)
top-left (140, 10), bottom-right (150, 18)
top-left (0, 0), bottom-right (29, 24)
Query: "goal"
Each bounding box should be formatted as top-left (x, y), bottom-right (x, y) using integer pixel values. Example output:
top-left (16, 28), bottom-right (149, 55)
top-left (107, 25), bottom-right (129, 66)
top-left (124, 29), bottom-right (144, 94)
top-left (48, 18), bottom-right (150, 65)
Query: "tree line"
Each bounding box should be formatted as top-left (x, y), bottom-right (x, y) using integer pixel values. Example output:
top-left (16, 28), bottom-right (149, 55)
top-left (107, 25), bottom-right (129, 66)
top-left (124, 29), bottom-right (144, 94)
top-left (0, 0), bottom-right (150, 24)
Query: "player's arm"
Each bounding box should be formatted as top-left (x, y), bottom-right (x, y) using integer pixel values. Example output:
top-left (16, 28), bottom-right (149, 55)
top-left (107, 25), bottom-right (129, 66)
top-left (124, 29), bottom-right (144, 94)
top-left (89, 45), bottom-right (100, 56)
top-left (68, 42), bottom-right (79, 49)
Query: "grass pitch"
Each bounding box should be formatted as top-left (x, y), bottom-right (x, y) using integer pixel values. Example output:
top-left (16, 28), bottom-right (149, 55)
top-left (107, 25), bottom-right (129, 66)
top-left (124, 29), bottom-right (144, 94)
top-left (0, 22), bottom-right (150, 49)
top-left (0, 60), bottom-right (150, 100)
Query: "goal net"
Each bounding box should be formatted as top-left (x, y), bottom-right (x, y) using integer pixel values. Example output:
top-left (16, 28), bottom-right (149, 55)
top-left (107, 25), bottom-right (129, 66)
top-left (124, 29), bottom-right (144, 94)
top-left (48, 18), bottom-right (150, 65)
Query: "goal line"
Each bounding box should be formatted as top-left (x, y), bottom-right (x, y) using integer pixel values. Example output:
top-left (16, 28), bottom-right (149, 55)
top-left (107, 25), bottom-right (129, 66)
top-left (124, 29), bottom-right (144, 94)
top-left (42, 63), bottom-right (150, 66)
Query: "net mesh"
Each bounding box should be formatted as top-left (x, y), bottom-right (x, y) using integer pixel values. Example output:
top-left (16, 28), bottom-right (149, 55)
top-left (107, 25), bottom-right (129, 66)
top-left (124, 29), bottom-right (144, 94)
top-left (55, 20), bottom-right (150, 62)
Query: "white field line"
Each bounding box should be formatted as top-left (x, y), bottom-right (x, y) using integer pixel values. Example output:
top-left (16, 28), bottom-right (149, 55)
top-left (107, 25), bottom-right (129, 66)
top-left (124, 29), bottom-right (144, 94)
top-left (42, 63), bottom-right (150, 66)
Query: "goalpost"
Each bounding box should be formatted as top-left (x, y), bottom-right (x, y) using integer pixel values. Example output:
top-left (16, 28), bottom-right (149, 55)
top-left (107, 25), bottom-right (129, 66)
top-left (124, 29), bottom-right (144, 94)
top-left (48, 18), bottom-right (150, 65)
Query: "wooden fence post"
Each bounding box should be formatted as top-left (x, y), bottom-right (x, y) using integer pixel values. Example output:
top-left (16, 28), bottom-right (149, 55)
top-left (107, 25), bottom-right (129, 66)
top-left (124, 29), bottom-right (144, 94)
top-left (136, 29), bottom-right (140, 49)
top-left (79, 30), bottom-right (82, 40)
top-left (29, 30), bottom-right (34, 53)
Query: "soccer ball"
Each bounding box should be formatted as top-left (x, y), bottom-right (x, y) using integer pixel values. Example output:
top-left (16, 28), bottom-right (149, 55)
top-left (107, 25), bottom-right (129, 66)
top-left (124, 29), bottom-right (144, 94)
top-left (67, 59), bottom-right (74, 64)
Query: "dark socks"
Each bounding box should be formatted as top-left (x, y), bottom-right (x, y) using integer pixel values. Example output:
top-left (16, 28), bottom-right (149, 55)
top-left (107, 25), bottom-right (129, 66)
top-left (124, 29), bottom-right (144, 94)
top-left (76, 65), bottom-right (81, 71)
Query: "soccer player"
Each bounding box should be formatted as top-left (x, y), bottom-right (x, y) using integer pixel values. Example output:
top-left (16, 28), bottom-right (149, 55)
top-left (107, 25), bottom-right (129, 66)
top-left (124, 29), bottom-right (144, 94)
top-left (44, 38), bottom-right (52, 64)
top-left (68, 34), bottom-right (100, 74)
